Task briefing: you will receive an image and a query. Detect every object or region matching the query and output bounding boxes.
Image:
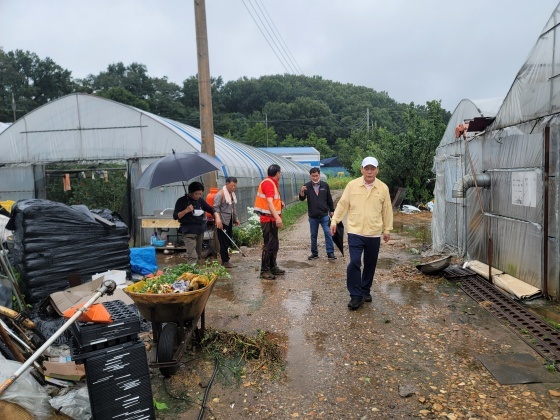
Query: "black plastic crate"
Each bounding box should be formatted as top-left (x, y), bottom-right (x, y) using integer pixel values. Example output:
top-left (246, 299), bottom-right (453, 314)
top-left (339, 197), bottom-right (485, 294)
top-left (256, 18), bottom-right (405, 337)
top-left (70, 300), bottom-right (141, 346)
top-left (84, 341), bottom-right (149, 379)
top-left (83, 341), bottom-right (154, 420)
top-left (70, 336), bottom-right (140, 362)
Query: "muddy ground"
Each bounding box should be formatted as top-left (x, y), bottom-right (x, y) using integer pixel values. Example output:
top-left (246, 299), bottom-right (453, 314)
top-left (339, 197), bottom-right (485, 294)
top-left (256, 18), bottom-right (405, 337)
top-left (149, 201), bottom-right (560, 419)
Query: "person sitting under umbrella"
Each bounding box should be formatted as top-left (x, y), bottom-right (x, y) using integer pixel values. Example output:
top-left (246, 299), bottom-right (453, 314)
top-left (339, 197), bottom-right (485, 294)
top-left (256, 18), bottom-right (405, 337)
top-left (173, 182), bottom-right (222, 265)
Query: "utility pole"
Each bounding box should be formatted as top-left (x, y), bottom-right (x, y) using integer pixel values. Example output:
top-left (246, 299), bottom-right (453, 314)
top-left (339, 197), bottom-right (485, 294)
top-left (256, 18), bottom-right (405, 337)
top-left (366, 108), bottom-right (369, 136)
top-left (12, 93), bottom-right (16, 122)
top-left (265, 113), bottom-right (269, 147)
top-left (194, 0), bottom-right (217, 189)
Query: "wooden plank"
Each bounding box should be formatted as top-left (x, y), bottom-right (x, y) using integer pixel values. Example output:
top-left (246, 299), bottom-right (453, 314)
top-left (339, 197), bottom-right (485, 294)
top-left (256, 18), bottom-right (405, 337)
top-left (92, 213), bottom-right (116, 227)
top-left (141, 218), bottom-right (180, 228)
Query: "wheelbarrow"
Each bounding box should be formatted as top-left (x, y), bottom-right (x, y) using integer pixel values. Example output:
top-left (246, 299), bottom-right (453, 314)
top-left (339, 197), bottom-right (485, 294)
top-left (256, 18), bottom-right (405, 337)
top-left (123, 275), bottom-right (217, 377)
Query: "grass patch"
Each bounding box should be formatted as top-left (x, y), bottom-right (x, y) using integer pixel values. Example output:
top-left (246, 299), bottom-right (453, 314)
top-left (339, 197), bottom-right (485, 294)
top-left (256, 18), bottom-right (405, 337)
top-left (281, 200), bottom-right (308, 228)
top-left (326, 176), bottom-right (352, 190)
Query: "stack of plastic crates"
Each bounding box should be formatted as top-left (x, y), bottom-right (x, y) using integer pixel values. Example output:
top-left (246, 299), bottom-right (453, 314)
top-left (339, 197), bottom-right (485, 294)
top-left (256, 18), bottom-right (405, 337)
top-left (70, 300), bottom-right (155, 419)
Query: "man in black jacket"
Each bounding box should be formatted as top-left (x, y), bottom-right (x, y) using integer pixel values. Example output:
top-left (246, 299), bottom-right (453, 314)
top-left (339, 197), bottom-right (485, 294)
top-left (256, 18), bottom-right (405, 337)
top-left (299, 167), bottom-right (336, 260)
top-left (173, 182), bottom-right (222, 265)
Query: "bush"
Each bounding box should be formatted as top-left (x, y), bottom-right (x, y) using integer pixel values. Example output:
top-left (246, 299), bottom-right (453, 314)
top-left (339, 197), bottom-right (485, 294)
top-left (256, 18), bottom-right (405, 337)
top-left (327, 176), bottom-right (352, 190)
top-left (232, 208), bottom-right (262, 247)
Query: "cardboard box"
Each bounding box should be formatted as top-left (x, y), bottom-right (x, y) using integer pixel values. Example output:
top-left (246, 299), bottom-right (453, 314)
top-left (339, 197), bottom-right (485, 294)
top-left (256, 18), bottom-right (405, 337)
top-left (92, 270), bottom-right (127, 286)
top-left (49, 276), bottom-right (134, 316)
top-left (42, 358), bottom-right (86, 381)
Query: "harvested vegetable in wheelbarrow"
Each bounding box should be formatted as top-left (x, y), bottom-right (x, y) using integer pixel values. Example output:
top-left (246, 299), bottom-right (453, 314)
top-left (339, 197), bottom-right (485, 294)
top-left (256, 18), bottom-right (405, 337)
top-left (137, 262), bottom-right (229, 294)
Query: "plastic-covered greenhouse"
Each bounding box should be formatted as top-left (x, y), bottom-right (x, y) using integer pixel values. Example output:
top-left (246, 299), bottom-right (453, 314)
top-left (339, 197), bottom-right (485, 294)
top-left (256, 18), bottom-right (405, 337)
top-left (0, 93), bottom-right (315, 245)
top-left (432, 3), bottom-right (560, 298)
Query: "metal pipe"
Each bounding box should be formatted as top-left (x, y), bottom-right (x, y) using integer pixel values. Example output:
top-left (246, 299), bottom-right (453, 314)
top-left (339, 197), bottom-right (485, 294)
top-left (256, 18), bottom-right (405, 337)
top-left (452, 173), bottom-right (491, 198)
top-left (0, 279), bottom-right (117, 396)
top-left (220, 228), bottom-right (246, 257)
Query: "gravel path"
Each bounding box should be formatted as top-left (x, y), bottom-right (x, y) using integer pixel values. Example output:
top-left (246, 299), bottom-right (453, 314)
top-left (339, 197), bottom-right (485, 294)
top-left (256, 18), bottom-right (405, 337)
top-left (151, 203), bottom-right (560, 419)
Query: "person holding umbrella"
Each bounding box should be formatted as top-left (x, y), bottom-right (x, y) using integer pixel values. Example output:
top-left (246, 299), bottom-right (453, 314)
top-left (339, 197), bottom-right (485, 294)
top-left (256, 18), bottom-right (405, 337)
top-left (298, 167), bottom-right (337, 261)
top-left (213, 177), bottom-right (240, 268)
top-left (330, 157), bottom-right (393, 310)
top-left (173, 181), bottom-right (222, 265)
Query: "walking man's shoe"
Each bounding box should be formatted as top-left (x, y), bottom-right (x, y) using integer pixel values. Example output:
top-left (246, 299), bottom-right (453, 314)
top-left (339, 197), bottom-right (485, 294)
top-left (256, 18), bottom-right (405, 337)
top-left (308, 254), bottom-right (319, 260)
top-left (364, 294), bottom-right (373, 302)
top-left (348, 297), bottom-right (365, 310)
top-left (327, 253), bottom-right (337, 260)
top-left (222, 261), bottom-right (235, 268)
top-left (260, 271), bottom-right (276, 280)
top-left (271, 266), bottom-right (286, 275)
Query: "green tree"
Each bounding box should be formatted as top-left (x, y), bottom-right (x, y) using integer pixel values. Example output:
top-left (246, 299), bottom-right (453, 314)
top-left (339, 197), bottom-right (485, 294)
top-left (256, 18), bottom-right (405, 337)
top-left (243, 122), bottom-right (277, 147)
top-left (0, 49), bottom-right (74, 121)
top-left (371, 100), bottom-right (446, 203)
top-left (279, 133), bottom-right (334, 158)
top-left (97, 86), bottom-right (150, 111)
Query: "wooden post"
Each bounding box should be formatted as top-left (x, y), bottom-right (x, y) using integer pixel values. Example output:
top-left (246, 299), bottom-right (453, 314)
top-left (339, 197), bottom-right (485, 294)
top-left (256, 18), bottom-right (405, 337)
top-left (194, 0), bottom-right (217, 190)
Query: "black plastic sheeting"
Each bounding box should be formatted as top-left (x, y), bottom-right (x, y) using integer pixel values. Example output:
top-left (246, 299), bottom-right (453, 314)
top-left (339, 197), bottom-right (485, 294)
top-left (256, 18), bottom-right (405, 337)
top-left (8, 199), bottom-right (130, 303)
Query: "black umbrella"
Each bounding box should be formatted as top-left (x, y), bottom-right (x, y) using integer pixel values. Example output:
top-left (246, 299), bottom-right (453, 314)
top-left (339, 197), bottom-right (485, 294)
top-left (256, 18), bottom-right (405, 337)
top-left (135, 151), bottom-right (223, 190)
top-left (333, 221), bottom-right (345, 256)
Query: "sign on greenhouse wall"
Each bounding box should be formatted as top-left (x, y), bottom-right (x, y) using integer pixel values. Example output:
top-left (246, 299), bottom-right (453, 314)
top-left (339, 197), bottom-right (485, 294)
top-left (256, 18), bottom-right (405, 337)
top-left (511, 171), bottom-right (537, 207)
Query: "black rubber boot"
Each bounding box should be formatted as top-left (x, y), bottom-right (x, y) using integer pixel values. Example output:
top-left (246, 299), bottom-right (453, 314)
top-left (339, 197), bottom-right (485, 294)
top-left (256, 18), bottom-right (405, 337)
top-left (271, 254), bottom-right (285, 275)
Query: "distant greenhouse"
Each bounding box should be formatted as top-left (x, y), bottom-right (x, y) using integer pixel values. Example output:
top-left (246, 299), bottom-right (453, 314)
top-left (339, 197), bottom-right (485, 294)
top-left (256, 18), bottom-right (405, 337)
top-left (0, 93), bottom-right (314, 245)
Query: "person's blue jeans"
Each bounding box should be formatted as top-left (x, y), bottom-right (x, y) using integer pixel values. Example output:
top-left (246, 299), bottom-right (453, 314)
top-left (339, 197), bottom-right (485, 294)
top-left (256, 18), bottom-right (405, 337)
top-left (347, 233), bottom-right (380, 298)
top-left (309, 215), bottom-right (335, 256)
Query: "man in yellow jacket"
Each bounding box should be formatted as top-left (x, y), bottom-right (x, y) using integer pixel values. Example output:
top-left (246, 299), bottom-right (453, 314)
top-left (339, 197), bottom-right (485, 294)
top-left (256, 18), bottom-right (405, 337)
top-left (330, 157), bottom-right (393, 310)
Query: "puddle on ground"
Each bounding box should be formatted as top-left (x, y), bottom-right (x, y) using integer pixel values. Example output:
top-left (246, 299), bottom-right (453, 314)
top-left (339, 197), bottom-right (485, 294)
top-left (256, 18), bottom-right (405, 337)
top-left (532, 307), bottom-right (560, 325)
top-left (378, 280), bottom-right (443, 310)
top-left (283, 289), bottom-right (312, 318)
top-left (210, 275), bottom-right (273, 311)
top-left (393, 220), bottom-right (432, 245)
top-left (280, 260), bottom-right (314, 269)
top-left (281, 289), bottom-right (333, 393)
top-left (377, 257), bottom-right (397, 270)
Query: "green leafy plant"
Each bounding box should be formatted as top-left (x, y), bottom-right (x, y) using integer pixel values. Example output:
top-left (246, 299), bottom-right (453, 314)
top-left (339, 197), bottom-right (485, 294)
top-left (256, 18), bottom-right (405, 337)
top-left (232, 207), bottom-right (262, 247)
top-left (545, 362), bottom-right (557, 373)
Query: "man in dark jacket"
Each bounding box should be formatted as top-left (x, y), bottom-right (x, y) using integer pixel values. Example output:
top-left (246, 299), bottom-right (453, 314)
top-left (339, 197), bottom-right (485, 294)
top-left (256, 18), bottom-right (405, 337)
top-left (299, 167), bottom-right (336, 260)
top-left (173, 182), bottom-right (222, 265)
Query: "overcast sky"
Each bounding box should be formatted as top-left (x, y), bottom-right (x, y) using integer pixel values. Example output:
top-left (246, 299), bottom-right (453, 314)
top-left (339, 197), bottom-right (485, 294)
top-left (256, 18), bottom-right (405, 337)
top-left (1, 1), bottom-right (558, 112)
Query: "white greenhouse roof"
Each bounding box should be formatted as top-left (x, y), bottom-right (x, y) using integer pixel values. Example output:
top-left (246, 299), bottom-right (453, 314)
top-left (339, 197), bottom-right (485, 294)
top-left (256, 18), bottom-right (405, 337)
top-left (492, 4), bottom-right (560, 129)
top-left (0, 93), bottom-right (311, 180)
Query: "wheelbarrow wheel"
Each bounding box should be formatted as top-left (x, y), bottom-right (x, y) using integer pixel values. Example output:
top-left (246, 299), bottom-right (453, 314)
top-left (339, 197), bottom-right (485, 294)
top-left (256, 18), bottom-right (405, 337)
top-left (157, 322), bottom-right (180, 377)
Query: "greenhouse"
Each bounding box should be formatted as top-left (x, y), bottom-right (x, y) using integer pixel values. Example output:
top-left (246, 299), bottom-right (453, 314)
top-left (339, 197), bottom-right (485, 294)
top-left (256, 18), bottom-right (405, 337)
top-left (0, 93), bottom-right (315, 246)
top-left (432, 4), bottom-right (560, 298)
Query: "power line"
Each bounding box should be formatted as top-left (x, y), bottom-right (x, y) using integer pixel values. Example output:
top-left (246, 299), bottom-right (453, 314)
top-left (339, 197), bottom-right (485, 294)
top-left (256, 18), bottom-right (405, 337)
top-left (254, 0), bottom-right (303, 74)
top-left (241, 0), bottom-right (301, 75)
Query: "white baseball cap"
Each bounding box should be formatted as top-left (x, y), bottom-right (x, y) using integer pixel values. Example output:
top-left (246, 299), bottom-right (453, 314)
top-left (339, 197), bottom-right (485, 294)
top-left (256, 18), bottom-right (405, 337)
top-left (361, 157), bottom-right (379, 168)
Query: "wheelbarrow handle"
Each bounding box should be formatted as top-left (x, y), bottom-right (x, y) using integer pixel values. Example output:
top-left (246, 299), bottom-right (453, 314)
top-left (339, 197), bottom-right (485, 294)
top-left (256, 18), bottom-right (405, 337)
top-left (0, 280), bottom-right (117, 396)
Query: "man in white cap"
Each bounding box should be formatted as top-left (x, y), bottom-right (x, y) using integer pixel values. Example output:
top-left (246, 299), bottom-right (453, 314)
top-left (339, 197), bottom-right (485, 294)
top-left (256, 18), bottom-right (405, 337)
top-left (330, 156), bottom-right (393, 310)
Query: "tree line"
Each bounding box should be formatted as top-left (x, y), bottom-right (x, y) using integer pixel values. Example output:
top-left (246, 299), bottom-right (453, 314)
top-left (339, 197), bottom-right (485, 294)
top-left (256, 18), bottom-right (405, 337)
top-left (0, 49), bottom-right (450, 204)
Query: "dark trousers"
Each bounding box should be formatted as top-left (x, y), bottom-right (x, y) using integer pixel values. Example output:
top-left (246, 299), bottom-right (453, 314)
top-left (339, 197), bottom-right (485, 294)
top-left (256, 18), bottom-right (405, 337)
top-left (217, 221), bottom-right (233, 263)
top-left (347, 234), bottom-right (380, 298)
top-left (260, 221), bottom-right (279, 272)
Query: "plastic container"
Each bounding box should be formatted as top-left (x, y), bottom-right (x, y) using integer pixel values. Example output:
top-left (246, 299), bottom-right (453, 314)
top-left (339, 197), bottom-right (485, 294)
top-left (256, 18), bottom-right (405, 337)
top-left (206, 187), bottom-right (218, 219)
top-left (152, 239), bottom-right (166, 247)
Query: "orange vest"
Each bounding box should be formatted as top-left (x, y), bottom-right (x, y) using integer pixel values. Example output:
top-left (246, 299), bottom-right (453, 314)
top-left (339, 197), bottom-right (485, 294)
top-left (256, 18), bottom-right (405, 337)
top-left (254, 178), bottom-right (282, 215)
